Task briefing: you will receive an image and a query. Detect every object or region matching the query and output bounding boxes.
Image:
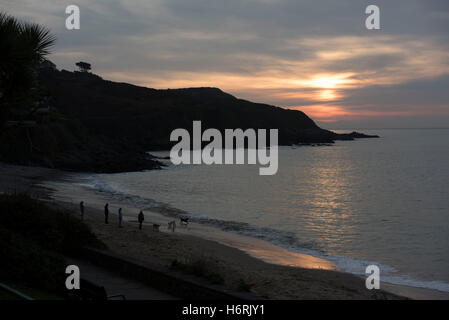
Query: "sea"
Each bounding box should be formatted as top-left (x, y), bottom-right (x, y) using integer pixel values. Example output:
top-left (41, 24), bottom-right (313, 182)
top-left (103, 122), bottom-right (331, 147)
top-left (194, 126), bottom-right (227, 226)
top-left (45, 128), bottom-right (449, 292)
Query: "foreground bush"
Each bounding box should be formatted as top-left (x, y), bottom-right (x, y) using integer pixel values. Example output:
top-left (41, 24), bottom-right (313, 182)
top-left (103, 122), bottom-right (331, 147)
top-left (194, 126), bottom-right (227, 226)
top-left (0, 193), bottom-right (105, 296)
top-left (0, 193), bottom-right (104, 253)
top-left (171, 257), bottom-right (225, 285)
top-left (0, 227), bottom-right (66, 293)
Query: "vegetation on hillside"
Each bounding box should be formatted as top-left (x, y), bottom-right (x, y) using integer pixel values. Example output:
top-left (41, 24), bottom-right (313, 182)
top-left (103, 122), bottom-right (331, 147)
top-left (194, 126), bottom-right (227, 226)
top-left (38, 68), bottom-right (339, 150)
top-left (0, 13), bottom-right (162, 172)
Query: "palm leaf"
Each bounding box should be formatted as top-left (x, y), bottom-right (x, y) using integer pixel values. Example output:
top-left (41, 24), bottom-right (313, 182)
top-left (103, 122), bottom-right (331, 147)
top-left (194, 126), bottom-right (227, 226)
top-left (19, 22), bottom-right (56, 63)
top-left (0, 11), bottom-right (56, 98)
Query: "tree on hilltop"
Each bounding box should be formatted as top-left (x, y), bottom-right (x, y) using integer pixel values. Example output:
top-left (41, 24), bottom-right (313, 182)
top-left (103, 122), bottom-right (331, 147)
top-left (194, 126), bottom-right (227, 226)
top-left (75, 61), bottom-right (91, 73)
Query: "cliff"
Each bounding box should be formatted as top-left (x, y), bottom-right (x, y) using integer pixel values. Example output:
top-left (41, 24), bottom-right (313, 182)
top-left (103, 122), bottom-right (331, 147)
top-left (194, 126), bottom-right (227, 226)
top-left (0, 68), bottom-right (377, 172)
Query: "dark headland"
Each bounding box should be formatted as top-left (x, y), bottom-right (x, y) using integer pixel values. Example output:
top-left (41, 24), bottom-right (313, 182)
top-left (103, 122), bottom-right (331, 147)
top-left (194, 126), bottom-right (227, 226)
top-left (0, 66), bottom-right (378, 173)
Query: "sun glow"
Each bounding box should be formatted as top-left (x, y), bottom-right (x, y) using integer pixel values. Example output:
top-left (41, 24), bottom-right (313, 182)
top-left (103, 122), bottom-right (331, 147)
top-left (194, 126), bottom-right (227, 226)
top-left (318, 89), bottom-right (339, 100)
top-left (288, 105), bottom-right (351, 122)
top-left (305, 73), bottom-right (356, 89)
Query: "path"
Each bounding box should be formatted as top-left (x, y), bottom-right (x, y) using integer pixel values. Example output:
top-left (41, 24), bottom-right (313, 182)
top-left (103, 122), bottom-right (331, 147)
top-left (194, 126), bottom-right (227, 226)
top-left (67, 258), bottom-right (177, 300)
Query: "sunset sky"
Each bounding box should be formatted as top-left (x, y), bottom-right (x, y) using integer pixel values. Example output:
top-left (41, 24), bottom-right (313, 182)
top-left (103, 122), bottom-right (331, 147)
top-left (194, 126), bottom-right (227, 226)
top-left (4, 0), bottom-right (449, 128)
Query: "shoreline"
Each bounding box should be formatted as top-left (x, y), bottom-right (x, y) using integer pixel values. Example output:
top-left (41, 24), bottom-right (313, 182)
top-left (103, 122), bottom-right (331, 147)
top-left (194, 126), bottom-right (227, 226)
top-left (60, 200), bottom-right (449, 300)
top-left (1, 162), bottom-right (448, 299)
top-left (50, 200), bottom-right (403, 299)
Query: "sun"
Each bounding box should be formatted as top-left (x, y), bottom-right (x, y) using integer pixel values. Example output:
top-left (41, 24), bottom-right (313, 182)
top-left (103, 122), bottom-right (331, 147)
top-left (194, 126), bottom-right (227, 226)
top-left (306, 73), bottom-right (356, 89)
top-left (319, 89), bottom-right (338, 100)
top-left (310, 77), bottom-right (340, 89)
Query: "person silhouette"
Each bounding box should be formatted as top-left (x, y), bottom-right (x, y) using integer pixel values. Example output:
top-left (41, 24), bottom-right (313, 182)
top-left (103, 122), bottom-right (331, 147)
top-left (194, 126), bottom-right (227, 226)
top-left (104, 203), bottom-right (109, 224)
top-left (79, 201), bottom-right (85, 220)
top-left (138, 211), bottom-right (144, 230)
top-left (118, 208), bottom-right (123, 228)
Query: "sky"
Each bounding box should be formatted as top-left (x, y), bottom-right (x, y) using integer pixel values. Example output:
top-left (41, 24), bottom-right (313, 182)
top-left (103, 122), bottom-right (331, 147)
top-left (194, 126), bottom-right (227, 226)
top-left (4, 0), bottom-right (449, 129)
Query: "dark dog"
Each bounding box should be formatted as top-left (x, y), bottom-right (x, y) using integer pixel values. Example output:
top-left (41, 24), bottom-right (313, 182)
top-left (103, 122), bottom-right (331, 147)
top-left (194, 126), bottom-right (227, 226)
top-left (180, 217), bottom-right (189, 227)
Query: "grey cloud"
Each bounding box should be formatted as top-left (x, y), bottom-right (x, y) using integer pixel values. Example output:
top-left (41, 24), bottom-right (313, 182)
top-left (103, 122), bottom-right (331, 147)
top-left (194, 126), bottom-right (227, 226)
top-left (322, 54), bottom-right (405, 73)
top-left (342, 75), bottom-right (449, 109)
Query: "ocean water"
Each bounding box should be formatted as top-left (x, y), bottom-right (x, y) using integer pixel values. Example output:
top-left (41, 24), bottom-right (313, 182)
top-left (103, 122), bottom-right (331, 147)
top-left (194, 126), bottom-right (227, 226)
top-left (52, 129), bottom-right (449, 292)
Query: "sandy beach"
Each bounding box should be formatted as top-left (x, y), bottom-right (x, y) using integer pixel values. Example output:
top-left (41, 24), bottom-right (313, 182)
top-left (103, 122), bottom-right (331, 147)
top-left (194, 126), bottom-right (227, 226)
top-left (49, 200), bottom-right (397, 299)
top-left (2, 162), bottom-right (448, 300)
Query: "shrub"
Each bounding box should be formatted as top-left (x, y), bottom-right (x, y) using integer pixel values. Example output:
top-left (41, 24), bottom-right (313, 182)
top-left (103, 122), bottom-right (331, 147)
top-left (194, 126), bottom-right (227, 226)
top-left (0, 227), bottom-right (66, 294)
top-left (0, 193), bottom-right (104, 253)
top-left (170, 258), bottom-right (224, 285)
top-left (237, 278), bottom-right (253, 292)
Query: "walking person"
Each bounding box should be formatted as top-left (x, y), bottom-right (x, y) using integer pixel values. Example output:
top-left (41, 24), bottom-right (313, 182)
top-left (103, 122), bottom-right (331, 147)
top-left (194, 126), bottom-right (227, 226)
top-left (118, 208), bottom-right (123, 228)
top-left (79, 201), bottom-right (85, 220)
top-left (138, 210), bottom-right (144, 230)
top-left (104, 203), bottom-right (109, 224)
